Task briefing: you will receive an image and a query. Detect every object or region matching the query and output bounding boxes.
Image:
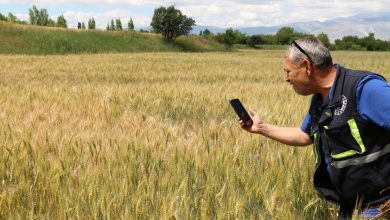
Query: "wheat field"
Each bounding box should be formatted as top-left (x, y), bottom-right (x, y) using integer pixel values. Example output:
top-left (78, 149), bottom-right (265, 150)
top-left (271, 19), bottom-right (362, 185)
top-left (0, 50), bottom-right (389, 219)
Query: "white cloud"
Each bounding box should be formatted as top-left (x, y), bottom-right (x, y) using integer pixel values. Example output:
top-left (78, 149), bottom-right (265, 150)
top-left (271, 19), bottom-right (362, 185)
top-left (175, 0), bottom-right (390, 27)
top-left (63, 10), bottom-right (150, 29)
top-left (178, 1), bottom-right (283, 27)
top-left (15, 12), bottom-right (28, 21)
top-left (1, 0), bottom-right (165, 6)
top-left (2, 0), bottom-right (390, 28)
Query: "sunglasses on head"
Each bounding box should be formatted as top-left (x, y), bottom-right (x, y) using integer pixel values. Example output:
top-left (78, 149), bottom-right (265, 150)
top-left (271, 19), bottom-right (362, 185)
top-left (291, 40), bottom-right (313, 66)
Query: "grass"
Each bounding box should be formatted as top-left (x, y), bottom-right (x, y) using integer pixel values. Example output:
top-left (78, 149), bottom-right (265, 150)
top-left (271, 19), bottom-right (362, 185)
top-left (175, 35), bottom-right (226, 52)
top-left (0, 50), bottom-right (389, 219)
top-left (255, 44), bottom-right (289, 50)
top-left (0, 21), bottom-right (224, 54)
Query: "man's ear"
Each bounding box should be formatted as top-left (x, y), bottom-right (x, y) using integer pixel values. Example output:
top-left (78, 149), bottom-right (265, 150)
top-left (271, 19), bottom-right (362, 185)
top-left (303, 59), bottom-right (312, 76)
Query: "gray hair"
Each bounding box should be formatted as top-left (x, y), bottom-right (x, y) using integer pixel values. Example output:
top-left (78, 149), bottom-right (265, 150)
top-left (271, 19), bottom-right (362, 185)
top-left (287, 37), bottom-right (333, 69)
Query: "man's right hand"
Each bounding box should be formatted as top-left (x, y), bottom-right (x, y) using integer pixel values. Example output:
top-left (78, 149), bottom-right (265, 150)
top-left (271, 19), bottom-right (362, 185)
top-left (239, 109), bottom-right (264, 134)
top-left (238, 109), bottom-right (312, 146)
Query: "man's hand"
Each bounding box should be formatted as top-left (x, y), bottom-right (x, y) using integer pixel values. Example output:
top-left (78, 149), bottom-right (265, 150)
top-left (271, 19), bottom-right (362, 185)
top-left (239, 109), bottom-right (264, 134)
top-left (238, 109), bottom-right (312, 146)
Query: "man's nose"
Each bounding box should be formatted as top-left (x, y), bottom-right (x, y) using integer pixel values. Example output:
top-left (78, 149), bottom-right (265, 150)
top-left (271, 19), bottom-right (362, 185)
top-left (284, 72), bottom-right (289, 82)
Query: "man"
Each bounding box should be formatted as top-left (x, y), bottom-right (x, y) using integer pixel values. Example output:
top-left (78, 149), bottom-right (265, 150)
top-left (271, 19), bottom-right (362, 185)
top-left (239, 37), bottom-right (390, 219)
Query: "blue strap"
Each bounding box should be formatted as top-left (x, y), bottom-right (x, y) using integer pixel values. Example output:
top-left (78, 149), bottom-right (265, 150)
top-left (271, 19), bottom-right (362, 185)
top-left (359, 207), bottom-right (380, 218)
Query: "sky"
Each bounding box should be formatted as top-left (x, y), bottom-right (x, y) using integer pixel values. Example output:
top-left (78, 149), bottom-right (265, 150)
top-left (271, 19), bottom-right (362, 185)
top-left (1, 0), bottom-right (390, 29)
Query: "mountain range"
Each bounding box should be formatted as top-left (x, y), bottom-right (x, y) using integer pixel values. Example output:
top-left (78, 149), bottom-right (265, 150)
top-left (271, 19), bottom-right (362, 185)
top-left (190, 13), bottom-right (390, 42)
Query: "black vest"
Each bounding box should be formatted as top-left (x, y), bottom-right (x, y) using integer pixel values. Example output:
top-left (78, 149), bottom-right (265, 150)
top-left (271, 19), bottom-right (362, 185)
top-left (309, 65), bottom-right (390, 210)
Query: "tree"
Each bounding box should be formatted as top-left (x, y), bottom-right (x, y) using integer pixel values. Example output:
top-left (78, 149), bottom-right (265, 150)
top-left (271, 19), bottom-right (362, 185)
top-left (331, 34), bottom-right (390, 51)
top-left (77, 22), bottom-right (82, 29)
top-left (28, 5), bottom-right (49, 26)
top-left (7, 13), bottom-right (18, 23)
top-left (261, 34), bottom-right (277, 45)
top-left (88, 18), bottom-right (96, 29)
top-left (88, 18), bottom-right (92, 29)
top-left (203, 29), bottom-right (212, 35)
top-left (235, 30), bottom-right (248, 44)
top-left (81, 22), bottom-right (86, 29)
top-left (247, 35), bottom-right (266, 48)
top-left (56, 15), bottom-right (67, 28)
top-left (360, 33), bottom-right (377, 51)
top-left (333, 36), bottom-right (361, 50)
top-left (317, 33), bottom-right (331, 48)
top-left (151, 5), bottom-right (195, 43)
top-left (115, 19), bottom-right (122, 31)
top-left (219, 28), bottom-right (237, 50)
top-left (128, 18), bottom-right (134, 31)
top-left (0, 12), bottom-right (6, 21)
top-left (39, 9), bottom-right (49, 26)
top-left (276, 26), bottom-right (294, 44)
top-left (47, 18), bottom-right (56, 27)
top-left (91, 18), bottom-right (96, 29)
top-left (29, 7), bottom-right (36, 24)
top-left (29, 5), bottom-right (39, 25)
top-left (201, 29), bottom-right (214, 40)
top-left (215, 28), bottom-right (247, 49)
top-left (110, 19), bottom-right (115, 31)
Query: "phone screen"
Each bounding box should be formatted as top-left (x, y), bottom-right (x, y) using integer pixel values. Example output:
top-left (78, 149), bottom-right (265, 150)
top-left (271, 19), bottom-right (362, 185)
top-left (229, 99), bottom-right (253, 125)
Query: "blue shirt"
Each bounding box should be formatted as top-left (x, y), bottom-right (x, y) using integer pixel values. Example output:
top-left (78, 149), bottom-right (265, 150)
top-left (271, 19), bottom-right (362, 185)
top-left (301, 73), bottom-right (390, 173)
top-left (301, 74), bottom-right (390, 134)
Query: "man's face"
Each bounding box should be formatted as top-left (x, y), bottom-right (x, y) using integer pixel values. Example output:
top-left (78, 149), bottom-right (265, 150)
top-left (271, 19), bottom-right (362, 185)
top-left (283, 56), bottom-right (313, 96)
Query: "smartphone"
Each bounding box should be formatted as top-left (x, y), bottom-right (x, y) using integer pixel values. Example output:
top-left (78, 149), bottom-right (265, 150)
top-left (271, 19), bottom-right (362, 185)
top-left (229, 99), bottom-right (253, 125)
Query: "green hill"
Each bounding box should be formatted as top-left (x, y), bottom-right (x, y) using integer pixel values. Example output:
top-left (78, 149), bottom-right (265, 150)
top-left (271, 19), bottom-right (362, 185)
top-left (0, 21), bottom-right (225, 54)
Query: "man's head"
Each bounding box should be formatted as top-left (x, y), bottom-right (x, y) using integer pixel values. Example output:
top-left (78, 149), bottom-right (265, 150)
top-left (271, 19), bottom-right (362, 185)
top-left (288, 37), bottom-right (333, 69)
top-left (284, 37), bottom-right (333, 96)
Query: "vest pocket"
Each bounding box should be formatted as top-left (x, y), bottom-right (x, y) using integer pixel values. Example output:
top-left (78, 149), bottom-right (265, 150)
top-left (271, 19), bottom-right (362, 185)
top-left (329, 160), bottom-right (388, 205)
top-left (324, 119), bottom-right (366, 160)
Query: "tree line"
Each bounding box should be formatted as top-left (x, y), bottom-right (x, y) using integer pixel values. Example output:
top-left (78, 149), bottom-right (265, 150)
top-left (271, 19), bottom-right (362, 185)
top-left (105, 18), bottom-right (134, 31)
top-left (28, 5), bottom-right (67, 28)
top-left (204, 26), bottom-right (390, 51)
top-left (0, 5), bottom-right (68, 28)
top-left (0, 5), bottom-right (136, 31)
top-left (77, 18), bottom-right (96, 30)
top-left (2, 5), bottom-right (390, 51)
top-left (0, 5), bottom-right (195, 43)
top-left (0, 12), bottom-right (27, 24)
top-left (204, 27), bottom-right (330, 50)
top-left (332, 33), bottom-right (390, 51)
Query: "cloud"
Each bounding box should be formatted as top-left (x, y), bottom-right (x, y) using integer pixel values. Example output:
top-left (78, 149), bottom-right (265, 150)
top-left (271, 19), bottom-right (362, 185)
top-left (1, 0), bottom-right (164, 7)
top-left (2, 0), bottom-right (390, 28)
top-left (178, 1), bottom-right (283, 27)
top-left (63, 10), bottom-right (150, 29)
top-left (173, 0), bottom-right (390, 27)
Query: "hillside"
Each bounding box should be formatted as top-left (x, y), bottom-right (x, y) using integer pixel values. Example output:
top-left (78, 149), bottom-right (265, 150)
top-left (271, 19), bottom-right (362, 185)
top-left (192, 13), bottom-right (390, 42)
top-left (0, 21), bottom-right (225, 54)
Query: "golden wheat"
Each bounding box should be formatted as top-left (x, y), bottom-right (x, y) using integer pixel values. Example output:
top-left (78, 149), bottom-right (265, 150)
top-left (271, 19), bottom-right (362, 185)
top-left (0, 50), bottom-right (389, 219)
